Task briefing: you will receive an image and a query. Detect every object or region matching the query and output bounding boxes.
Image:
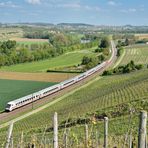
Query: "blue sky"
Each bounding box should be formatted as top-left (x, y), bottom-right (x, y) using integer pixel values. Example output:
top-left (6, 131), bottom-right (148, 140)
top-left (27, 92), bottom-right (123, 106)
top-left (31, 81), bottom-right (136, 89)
top-left (0, 0), bottom-right (148, 25)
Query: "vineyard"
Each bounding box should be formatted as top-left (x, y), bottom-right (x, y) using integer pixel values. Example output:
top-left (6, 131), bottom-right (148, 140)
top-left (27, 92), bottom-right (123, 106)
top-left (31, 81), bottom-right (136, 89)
top-left (0, 70), bottom-right (147, 136)
top-left (0, 51), bottom-right (97, 73)
top-left (0, 110), bottom-right (147, 147)
top-left (119, 44), bottom-right (148, 66)
top-left (0, 79), bottom-right (56, 112)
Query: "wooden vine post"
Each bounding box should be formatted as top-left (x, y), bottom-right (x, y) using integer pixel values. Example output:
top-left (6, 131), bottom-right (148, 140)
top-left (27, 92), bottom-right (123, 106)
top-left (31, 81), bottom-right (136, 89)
top-left (85, 124), bottom-right (89, 148)
top-left (104, 117), bottom-right (108, 148)
top-left (5, 121), bottom-right (14, 148)
top-left (138, 111), bottom-right (147, 148)
top-left (53, 112), bottom-right (58, 148)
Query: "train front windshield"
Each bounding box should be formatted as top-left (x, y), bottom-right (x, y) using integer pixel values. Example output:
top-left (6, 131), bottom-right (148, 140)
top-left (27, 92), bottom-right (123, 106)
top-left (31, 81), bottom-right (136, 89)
top-left (6, 104), bottom-right (11, 108)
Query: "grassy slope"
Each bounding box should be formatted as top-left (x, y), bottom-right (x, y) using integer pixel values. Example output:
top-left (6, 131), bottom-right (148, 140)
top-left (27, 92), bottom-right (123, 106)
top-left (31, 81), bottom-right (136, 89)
top-left (119, 44), bottom-right (148, 65)
top-left (0, 79), bottom-right (56, 111)
top-left (0, 51), bottom-right (96, 72)
top-left (6, 70), bottom-right (147, 133)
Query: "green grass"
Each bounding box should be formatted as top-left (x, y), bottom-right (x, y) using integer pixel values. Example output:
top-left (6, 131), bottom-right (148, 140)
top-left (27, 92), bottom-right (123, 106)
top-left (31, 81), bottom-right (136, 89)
top-left (0, 51), bottom-right (96, 72)
top-left (119, 44), bottom-right (148, 65)
top-left (0, 79), bottom-right (56, 112)
top-left (17, 41), bottom-right (48, 45)
top-left (2, 70), bottom-right (147, 134)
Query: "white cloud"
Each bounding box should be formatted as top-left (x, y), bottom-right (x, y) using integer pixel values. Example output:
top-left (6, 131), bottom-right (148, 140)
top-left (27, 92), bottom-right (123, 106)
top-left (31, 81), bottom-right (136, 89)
top-left (94, 6), bottom-right (100, 12)
top-left (26, 0), bottom-right (41, 5)
top-left (55, 2), bottom-right (100, 12)
top-left (129, 8), bottom-right (136, 12)
top-left (120, 8), bottom-right (137, 13)
top-left (0, 1), bottom-right (20, 8)
top-left (84, 5), bottom-right (92, 10)
top-left (57, 3), bottom-right (81, 9)
top-left (108, 1), bottom-right (116, 6)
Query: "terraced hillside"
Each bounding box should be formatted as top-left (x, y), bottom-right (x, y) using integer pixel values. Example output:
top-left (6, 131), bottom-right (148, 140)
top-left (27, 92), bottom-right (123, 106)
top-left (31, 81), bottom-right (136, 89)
top-left (119, 44), bottom-right (148, 65)
top-left (0, 70), bottom-right (147, 135)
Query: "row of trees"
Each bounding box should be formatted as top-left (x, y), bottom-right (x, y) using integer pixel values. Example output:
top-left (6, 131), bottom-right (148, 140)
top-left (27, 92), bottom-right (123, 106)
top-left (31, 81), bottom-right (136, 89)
top-left (24, 31), bottom-right (50, 39)
top-left (103, 60), bottom-right (143, 75)
top-left (0, 40), bottom-right (64, 67)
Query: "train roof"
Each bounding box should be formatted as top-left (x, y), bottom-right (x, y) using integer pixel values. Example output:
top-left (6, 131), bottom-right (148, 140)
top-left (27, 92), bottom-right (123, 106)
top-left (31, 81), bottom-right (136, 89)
top-left (7, 84), bottom-right (60, 105)
top-left (60, 77), bottom-right (76, 85)
top-left (8, 92), bottom-right (40, 104)
top-left (40, 84), bottom-right (60, 92)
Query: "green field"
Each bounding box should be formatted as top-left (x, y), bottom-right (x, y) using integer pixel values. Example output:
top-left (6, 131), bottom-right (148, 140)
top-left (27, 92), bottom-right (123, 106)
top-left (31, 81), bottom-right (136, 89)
top-left (17, 41), bottom-right (48, 45)
top-left (119, 44), bottom-right (148, 66)
top-left (2, 69), bottom-right (147, 134)
top-left (0, 51), bottom-right (96, 72)
top-left (0, 79), bottom-right (56, 112)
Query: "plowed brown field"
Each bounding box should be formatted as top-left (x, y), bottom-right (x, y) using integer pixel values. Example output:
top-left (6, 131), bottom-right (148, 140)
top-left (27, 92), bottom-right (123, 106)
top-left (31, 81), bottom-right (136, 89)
top-left (0, 72), bottom-right (77, 82)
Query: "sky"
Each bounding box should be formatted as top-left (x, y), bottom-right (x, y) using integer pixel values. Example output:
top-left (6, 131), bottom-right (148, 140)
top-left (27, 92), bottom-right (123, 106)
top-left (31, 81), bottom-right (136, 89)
top-left (0, 0), bottom-right (148, 25)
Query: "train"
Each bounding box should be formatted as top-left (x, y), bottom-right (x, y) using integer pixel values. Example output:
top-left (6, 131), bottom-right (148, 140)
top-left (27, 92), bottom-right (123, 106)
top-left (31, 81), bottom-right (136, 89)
top-left (5, 41), bottom-right (116, 111)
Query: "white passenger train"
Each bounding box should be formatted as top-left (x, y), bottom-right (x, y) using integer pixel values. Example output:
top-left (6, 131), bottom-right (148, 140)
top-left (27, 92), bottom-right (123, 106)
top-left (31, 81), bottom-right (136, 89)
top-left (5, 41), bottom-right (116, 111)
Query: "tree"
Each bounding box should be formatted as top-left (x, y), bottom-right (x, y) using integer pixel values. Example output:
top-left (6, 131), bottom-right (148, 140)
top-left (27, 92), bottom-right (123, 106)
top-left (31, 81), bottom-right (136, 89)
top-left (117, 47), bottom-right (123, 57)
top-left (125, 38), bottom-right (130, 46)
top-left (98, 54), bottom-right (105, 62)
top-left (18, 48), bottom-right (31, 63)
top-left (102, 48), bottom-right (109, 56)
top-left (81, 56), bottom-right (91, 65)
top-left (99, 38), bottom-right (110, 48)
top-left (0, 55), bottom-right (6, 67)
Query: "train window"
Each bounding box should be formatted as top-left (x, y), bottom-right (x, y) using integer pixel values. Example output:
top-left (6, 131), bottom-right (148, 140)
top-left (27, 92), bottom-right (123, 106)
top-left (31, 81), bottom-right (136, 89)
top-left (63, 80), bottom-right (74, 86)
top-left (6, 104), bottom-right (11, 108)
